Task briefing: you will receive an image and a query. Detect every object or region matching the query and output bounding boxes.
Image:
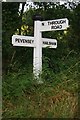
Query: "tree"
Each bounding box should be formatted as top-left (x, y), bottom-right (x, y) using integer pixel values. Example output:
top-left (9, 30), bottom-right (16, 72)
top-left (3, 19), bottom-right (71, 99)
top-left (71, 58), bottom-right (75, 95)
top-left (2, 2), bottom-right (25, 74)
top-left (2, 2), bottom-right (80, 74)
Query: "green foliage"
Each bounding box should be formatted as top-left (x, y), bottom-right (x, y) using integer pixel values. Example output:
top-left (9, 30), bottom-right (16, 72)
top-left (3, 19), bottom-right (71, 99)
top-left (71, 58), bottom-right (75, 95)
top-left (2, 2), bottom-right (80, 74)
top-left (2, 52), bottom-right (80, 118)
top-left (2, 2), bottom-right (20, 73)
top-left (3, 72), bottom-right (34, 102)
top-left (2, 2), bottom-right (80, 118)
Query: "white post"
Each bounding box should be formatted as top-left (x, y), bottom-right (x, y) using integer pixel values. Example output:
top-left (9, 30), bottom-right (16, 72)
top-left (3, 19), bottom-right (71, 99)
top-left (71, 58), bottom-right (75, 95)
top-left (33, 20), bottom-right (42, 82)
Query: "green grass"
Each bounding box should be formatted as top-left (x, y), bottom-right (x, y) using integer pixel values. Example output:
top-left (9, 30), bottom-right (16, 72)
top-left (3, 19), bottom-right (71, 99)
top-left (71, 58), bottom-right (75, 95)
top-left (2, 54), bottom-right (80, 118)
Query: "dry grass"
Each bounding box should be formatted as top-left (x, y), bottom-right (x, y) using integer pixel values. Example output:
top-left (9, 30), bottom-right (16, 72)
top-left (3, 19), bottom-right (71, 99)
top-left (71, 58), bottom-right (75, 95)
top-left (2, 84), bottom-right (78, 118)
top-left (2, 57), bottom-right (79, 118)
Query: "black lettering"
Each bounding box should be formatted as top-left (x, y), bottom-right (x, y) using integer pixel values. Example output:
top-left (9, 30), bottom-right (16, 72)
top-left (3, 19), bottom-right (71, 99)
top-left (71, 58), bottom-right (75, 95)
top-left (15, 39), bottom-right (34, 44)
top-left (43, 41), bottom-right (48, 45)
top-left (42, 23), bottom-right (44, 26)
top-left (51, 25), bottom-right (57, 29)
top-left (53, 21), bottom-right (58, 24)
top-left (59, 25), bottom-right (62, 29)
top-left (27, 40), bottom-right (31, 43)
top-left (49, 42), bottom-right (56, 45)
top-left (24, 39), bottom-right (31, 43)
top-left (23, 39), bottom-right (25, 43)
top-left (20, 39), bottom-right (23, 43)
top-left (51, 25), bottom-right (62, 29)
top-left (24, 40), bottom-right (28, 43)
top-left (15, 38), bottom-right (19, 43)
top-left (48, 22), bottom-right (50, 25)
top-left (49, 42), bottom-right (52, 45)
top-left (60, 20), bottom-right (66, 24)
top-left (48, 19), bottom-right (66, 26)
top-left (54, 42), bottom-right (56, 45)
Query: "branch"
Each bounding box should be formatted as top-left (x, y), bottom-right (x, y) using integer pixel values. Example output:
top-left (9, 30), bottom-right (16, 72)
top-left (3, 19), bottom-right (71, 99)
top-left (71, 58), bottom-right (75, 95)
top-left (19, 2), bottom-right (26, 35)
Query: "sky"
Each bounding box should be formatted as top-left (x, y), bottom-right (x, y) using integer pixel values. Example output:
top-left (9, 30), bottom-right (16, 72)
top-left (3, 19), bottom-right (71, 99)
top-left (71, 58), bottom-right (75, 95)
top-left (2, 0), bottom-right (67, 12)
top-left (2, 0), bottom-right (80, 11)
top-left (19, 1), bottom-right (66, 12)
top-left (2, 0), bottom-right (80, 2)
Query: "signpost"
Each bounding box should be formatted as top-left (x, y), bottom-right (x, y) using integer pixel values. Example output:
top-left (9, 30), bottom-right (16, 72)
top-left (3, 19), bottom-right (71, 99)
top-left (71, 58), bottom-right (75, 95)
top-left (12, 17), bottom-right (69, 82)
top-left (12, 35), bottom-right (35, 47)
top-left (12, 35), bottom-right (57, 48)
top-left (33, 21), bottom-right (42, 80)
top-left (42, 38), bottom-right (57, 48)
top-left (41, 18), bottom-right (69, 32)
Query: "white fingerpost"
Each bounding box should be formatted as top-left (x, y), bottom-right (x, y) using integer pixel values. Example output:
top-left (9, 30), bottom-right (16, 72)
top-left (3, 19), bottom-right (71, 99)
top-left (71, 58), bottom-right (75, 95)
top-left (33, 20), bottom-right (42, 80)
top-left (12, 17), bottom-right (69, 83)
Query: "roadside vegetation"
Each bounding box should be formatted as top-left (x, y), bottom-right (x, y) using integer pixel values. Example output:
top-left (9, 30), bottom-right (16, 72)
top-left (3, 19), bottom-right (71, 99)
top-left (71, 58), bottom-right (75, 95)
top-left (2, 2), bottom-right (80, 118)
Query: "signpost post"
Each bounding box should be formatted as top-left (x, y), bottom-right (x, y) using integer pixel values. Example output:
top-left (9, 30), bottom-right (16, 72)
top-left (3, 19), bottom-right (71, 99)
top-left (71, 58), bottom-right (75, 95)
top-left (12, 17), bottom-right (69, 82)
top-left (33, 21), bottom-right (42, 80)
